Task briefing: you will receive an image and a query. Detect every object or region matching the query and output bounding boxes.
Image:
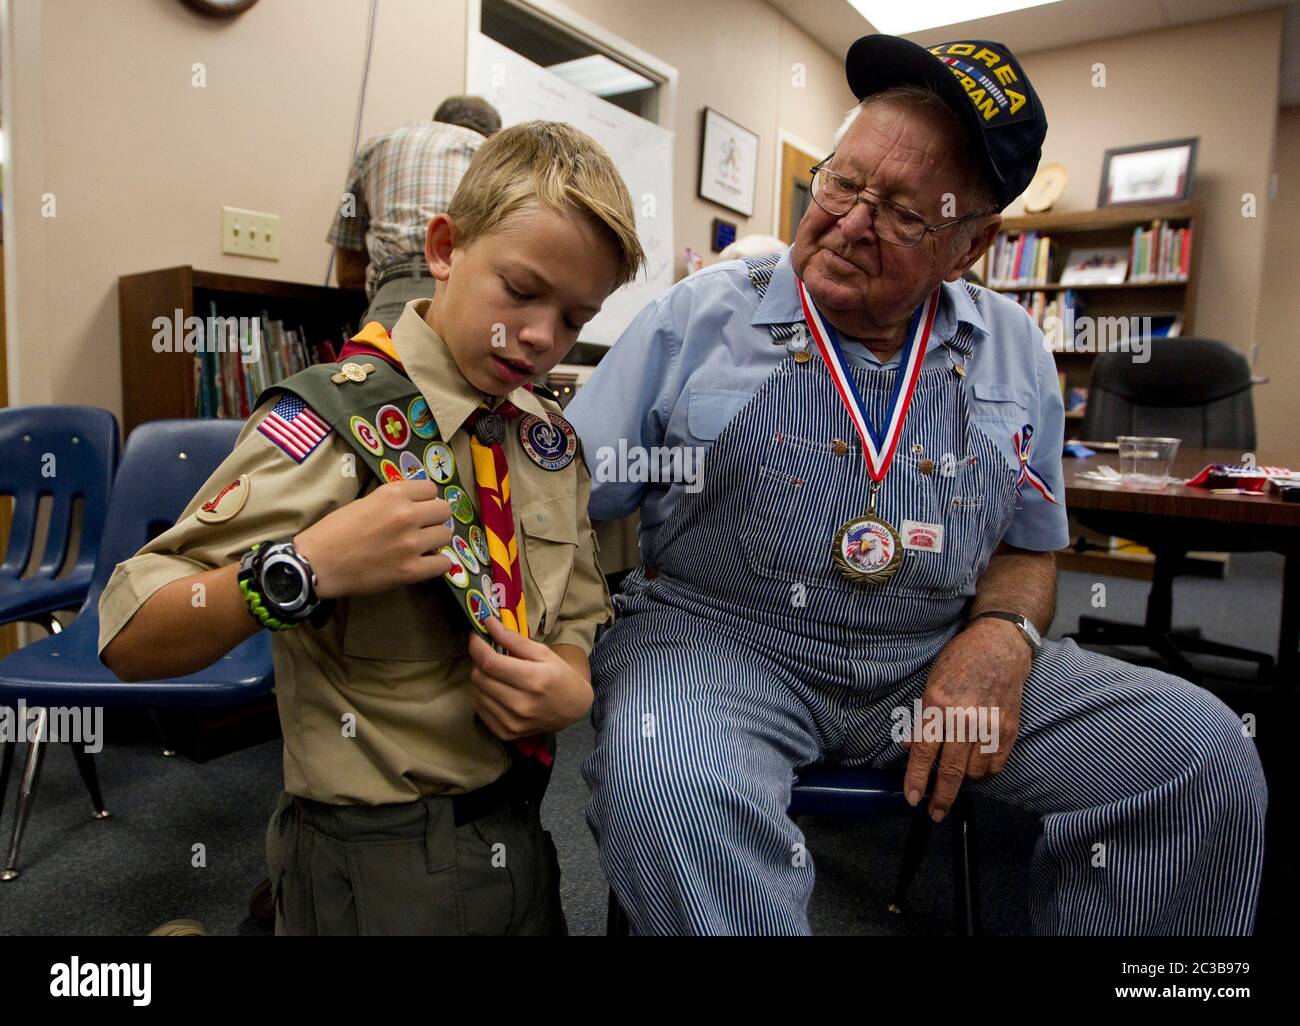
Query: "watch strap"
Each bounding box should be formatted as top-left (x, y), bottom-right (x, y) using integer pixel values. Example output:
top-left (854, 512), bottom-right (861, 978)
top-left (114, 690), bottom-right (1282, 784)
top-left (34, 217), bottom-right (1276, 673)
top-left (969, 610), bottom-right (1041, 651)
top-left (238, 540), bottom-right (325, 631)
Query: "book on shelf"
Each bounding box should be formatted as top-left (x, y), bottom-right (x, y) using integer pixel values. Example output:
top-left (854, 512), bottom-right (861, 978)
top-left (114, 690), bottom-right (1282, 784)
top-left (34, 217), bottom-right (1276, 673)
top-left (989, 230), bottom-right (1053, 287)
top-left (1005, 288), bottom-right (1085, 352)
top-left (193, 304), bottom-right (342, 419)
top-left (1128, 218), bottom-right (1192, 282)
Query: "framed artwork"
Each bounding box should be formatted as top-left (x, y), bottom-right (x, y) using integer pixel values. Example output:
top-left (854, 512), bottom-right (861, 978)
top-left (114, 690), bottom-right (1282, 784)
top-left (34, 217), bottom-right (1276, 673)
top-left (1098, 138), bottom-right (1198, 207)
top-left (698, 108), bottom-right (759, 218)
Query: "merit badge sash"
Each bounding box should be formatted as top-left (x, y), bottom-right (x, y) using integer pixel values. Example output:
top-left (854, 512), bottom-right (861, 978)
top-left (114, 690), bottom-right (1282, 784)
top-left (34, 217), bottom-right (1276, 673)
top-left (272, 370), bottom-right (503, 640)
top-left (796, 279), bottom-right (940, 584)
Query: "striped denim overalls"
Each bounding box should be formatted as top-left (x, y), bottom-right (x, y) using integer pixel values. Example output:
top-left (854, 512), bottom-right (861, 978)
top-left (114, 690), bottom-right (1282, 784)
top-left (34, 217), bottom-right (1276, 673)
top-left (582, 259), bottom-right (1267, 936)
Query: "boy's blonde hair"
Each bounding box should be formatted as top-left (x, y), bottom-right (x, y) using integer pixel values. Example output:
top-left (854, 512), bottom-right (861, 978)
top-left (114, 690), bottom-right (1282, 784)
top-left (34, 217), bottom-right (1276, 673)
top-left (446, 120), bottom-right (645, 288)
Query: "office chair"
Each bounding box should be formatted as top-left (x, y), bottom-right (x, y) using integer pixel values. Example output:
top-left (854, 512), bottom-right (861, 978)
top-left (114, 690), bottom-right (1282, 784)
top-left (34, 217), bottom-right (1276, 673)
top-left (606, 763), bottom-right (979, 936)
top-left (0, 419), bottom-right (273, 881)
top-left (1069, 336), bottom-right (1271, 679)
top-left (0, 406), bottom-right (120, 857)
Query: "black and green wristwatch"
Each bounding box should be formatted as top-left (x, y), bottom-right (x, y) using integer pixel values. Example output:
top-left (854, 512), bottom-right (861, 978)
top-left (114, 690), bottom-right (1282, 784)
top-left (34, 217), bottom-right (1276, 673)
top-left (238, 540), bottom-right (333, 631)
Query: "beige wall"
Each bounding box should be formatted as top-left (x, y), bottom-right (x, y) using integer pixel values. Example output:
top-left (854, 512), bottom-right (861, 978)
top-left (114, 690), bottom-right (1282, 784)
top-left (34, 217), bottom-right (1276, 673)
top-left (1256, 105), bottom-right (1300, 453)
top-left (1006, 8), bottom-right (1285, 441)
top-left (3, 0), bottom-right (850, 422)
top-left (560, 0), bottom-right (851, 274)
top-left (4, 0), bottom-right (468, 416)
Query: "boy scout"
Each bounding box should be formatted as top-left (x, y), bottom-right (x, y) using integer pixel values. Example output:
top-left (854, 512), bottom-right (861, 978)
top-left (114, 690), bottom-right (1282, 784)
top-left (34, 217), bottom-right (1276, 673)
top-left (99, 121), bottom-right (645, 935)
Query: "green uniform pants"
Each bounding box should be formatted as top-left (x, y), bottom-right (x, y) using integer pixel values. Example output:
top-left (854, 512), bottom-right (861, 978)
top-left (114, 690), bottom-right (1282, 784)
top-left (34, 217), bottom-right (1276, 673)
top-left (264, 788), bottom-right (566, 935)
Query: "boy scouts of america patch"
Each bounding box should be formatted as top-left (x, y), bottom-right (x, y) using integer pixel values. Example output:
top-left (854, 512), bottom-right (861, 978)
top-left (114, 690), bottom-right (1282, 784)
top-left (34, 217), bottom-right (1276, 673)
top-left (197, 475), bottom-right (250, 523)
top-left (518, 413), bottom-right (577, 471)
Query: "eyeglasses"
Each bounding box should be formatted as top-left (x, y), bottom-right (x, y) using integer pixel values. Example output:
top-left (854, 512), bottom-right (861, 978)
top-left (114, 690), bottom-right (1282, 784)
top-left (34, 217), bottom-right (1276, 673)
top-left (808, 160), bottom-right (994, 248)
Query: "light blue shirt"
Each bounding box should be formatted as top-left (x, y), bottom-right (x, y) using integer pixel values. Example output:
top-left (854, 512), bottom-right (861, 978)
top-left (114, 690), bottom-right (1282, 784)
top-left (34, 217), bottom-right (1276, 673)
top-left (566, 247), bottom-right (1069, 555)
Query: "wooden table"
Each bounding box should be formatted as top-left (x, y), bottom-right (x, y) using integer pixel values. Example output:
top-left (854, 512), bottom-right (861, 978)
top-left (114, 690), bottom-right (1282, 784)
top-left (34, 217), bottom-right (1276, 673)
top-left (1062, 446), bottom-right (1299, 686)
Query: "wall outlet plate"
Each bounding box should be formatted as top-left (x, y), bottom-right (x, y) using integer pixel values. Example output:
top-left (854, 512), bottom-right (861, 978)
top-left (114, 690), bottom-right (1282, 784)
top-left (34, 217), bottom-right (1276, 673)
top-left (222, 206), bottom-right (280, 260)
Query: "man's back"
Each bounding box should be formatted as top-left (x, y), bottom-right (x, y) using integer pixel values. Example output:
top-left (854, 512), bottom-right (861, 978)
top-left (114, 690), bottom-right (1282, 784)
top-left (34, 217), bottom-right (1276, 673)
top-left (328, 120), bottom-right (485, 298)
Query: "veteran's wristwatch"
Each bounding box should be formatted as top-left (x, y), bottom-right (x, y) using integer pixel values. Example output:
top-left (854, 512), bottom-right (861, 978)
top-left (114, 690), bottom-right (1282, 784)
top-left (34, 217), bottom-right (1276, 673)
top-left (968, 610), bottom-right (1042, 654)
top-left (238, 540), bottom-right (333, 630)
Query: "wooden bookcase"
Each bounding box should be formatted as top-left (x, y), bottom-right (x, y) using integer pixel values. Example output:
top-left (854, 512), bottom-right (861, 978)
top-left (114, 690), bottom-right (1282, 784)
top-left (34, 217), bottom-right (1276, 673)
top-left (985, 201), bottom-right (1201, 440)
top-left (118, 266), bottom-right (367, 435)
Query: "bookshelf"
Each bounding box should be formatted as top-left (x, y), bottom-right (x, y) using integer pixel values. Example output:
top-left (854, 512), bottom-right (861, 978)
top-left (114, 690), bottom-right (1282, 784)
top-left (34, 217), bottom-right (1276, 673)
top-left (118, 266), bottom-right (367, 435)
top-left (982, 201), bottom-right (1201, 441)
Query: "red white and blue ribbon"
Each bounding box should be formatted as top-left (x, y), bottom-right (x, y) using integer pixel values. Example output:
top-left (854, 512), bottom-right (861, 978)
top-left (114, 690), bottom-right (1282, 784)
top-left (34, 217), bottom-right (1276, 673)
top-left (796, 278), bottom-right (940, 482)
top-left (1014, 423), bottom-right (1058, 504)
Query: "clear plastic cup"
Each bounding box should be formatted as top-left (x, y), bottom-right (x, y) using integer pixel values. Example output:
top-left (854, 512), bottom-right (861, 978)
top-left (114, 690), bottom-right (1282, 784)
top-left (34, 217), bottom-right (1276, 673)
top-left (1117, 436), bottom-right (1180, 491)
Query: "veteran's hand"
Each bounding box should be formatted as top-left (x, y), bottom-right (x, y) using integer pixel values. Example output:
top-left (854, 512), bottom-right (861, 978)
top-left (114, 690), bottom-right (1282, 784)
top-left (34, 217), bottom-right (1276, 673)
top-left (903, 616), bottom-right (1032, 822)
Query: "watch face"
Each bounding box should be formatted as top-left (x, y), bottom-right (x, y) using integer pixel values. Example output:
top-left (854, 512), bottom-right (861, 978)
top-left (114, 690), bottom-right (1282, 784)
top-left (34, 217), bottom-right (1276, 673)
top-left (263, 558), bottom-right (306, 609)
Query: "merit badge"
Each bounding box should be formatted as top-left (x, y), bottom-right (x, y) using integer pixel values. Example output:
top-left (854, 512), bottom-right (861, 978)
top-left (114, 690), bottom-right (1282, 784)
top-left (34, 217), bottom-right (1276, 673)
top-left (444, 485), bottom-right (474, 524)
top-left (399, 450), bottom-right (426, 480)
top-left (900, 519), bottom-right (944, 553)
top-left (408, 396), bottom-right (437, 439)
top-left (349, 415), bottom-right (384, 456)
top-left (379, 459), bottom-right (404, 483)
top-left (197, 475), bottom-right (250, 524)
top-left (452, 534), bottom-right (481, 574)
top-left (518, 413), bottom-right (577, 471)
top-left (466, 590), bottom-right (494, 632)
top-left (833, 515), bottom-right (903, 584)
top-left (375, 404), bottom-right (410, 449)
top-left (469, 525), bottom-right (491, 564)
top-left (423, 441), bottom-right (455, 483)
top-left (441, 547), bottom-right (469, 588)
top-left (479, 574), bottom-right (497, 609)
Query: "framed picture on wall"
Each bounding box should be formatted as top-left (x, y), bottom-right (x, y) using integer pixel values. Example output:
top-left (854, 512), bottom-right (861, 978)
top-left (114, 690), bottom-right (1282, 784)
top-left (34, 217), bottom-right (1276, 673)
top-left (1098, 137), bottom-right (1198, 207)
top-left (698, 108), bottom-right (759, 218)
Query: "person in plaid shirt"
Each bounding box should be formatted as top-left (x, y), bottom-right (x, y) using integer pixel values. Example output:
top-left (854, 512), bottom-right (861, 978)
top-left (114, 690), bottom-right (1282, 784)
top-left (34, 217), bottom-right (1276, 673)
top-left (328, 96), bottom-right (501, 330)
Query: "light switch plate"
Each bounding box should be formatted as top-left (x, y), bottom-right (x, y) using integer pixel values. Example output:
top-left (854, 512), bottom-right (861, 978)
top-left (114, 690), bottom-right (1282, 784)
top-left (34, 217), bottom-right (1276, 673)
top-left (222, 206), bottom-right (280, 260)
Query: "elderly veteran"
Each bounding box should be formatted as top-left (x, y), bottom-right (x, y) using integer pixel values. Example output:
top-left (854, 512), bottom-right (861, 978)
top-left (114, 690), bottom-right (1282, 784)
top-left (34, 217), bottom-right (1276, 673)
top-left (563, 34), bottom-right (1266, 936)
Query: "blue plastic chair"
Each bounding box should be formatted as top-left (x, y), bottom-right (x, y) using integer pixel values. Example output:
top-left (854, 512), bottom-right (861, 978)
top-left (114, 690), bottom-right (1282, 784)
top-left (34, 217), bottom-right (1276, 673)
top-left (0, 406), bottom-right (119, 878)
top-left (0, 419), bottom-right (273, 880)
top-left (605, 764), bottom-right (980, 936)
top-left (0, 406), bottom-right (119, 632)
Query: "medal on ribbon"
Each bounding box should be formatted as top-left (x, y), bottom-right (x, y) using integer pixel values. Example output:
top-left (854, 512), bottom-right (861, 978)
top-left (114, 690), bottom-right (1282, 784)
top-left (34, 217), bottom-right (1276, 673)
top-left (797, 278), bottom-right (940, 584)
top-left (1014, 423), bottom-right (1058, 505)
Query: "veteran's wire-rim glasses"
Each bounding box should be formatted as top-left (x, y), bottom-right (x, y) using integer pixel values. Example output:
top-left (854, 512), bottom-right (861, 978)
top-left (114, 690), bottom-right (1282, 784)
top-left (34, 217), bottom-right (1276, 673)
top-left (809, 160), bottom-right (995, 248)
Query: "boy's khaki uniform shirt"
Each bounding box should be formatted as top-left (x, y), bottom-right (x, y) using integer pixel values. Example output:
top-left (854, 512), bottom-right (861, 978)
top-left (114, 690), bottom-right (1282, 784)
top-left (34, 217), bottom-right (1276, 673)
top-left (98, 300), bottom-right (613, 805)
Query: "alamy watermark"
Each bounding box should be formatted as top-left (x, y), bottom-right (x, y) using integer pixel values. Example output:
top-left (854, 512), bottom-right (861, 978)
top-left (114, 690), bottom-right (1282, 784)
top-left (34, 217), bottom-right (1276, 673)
top-left (151, 308), bottom-right (261, 364)
top-left (0, 701), bottom-right (103, 754)
top-left (1043, 309), bottom-right (1152, 362)
top-left (593, 440), bottom-right (706, 493)
top-left (890, 698), bottom-right (1000, 754)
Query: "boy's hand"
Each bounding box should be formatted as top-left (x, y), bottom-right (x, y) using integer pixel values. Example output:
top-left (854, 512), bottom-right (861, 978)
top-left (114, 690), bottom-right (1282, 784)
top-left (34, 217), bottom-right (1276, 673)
top-left (468, 616), bottom-right (594, 739)
top-left (294, 480), bottom-right (454, 599)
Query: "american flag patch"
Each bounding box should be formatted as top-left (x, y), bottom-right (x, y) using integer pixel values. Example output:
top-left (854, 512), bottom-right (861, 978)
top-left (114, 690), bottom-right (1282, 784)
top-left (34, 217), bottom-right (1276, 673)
top-left (257, 394), bottom-right (330, 462)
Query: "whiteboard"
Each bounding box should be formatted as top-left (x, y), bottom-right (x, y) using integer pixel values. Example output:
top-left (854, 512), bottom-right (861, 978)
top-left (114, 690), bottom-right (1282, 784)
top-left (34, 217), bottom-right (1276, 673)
top-left (468, 33), bottom-right (674, 347)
